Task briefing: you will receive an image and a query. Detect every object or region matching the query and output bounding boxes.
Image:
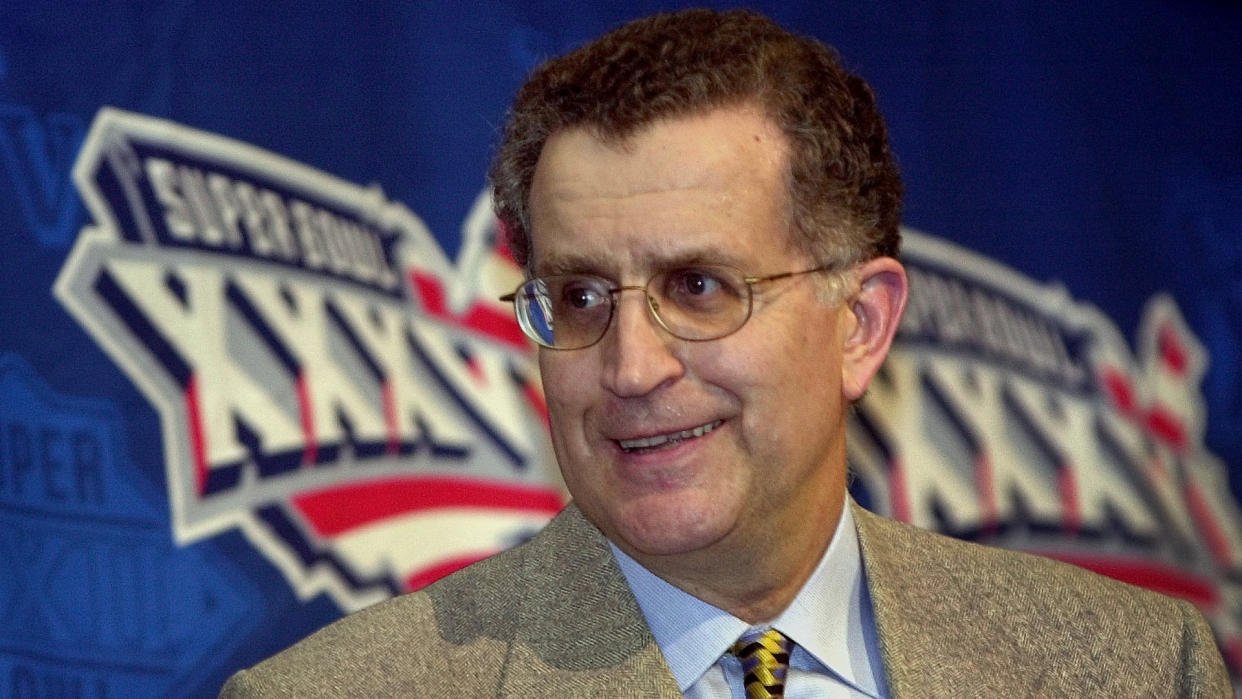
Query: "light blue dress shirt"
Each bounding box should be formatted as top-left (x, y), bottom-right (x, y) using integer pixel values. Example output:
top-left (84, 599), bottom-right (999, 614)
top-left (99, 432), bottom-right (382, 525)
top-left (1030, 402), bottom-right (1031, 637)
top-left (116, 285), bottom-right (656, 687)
top-left (611, 498), bottom-right (888, 698)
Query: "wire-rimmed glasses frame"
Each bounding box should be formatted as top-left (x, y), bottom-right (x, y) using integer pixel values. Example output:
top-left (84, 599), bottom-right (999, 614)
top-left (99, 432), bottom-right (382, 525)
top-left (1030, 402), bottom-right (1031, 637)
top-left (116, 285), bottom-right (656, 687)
top-left (498, 262), bottom-right (842, 350)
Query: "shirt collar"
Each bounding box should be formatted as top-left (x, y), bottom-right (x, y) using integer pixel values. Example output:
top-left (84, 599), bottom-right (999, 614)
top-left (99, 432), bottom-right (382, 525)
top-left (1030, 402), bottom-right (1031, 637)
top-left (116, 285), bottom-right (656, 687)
top-left (611, 495), bottom-right (874, 693)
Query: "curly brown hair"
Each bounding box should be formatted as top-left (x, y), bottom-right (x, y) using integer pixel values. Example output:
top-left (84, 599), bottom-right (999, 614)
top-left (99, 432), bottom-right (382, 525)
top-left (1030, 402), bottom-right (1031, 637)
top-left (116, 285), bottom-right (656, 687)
top-left (489, 8), bottom-right (902, 270)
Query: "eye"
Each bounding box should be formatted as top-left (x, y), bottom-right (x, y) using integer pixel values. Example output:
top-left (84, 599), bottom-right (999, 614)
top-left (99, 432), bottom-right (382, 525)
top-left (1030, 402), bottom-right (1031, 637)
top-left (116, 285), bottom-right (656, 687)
top-left (560, 278), bottom-right (609, 310)
top-left (669, 268), bottom-right (724, 297)
top-left (662, 266), bottom-right (746, 315)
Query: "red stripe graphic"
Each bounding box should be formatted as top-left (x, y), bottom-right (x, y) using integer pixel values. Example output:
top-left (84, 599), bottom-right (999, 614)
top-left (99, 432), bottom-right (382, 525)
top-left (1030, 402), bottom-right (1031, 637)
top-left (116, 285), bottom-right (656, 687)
top-left (1100, 366), bottom-right (1137, 416)
top-left (1146, 405), bottom-right (1188, 453)
top-left (296, 372), bottom-right (317, 465)
top-left (1057, 464), bottom-right (1081, 535)
top-left (1035, 552), bottom-right (1220, 610)
top-left (888, 456), bottom-right (910, 523)
top-left (185, 375), bottom-right (209, 495)
top-left (464, 354), bottom-right (487, 383)
top-left (410, 271), bottom-right (529, 349)
top-left (1158, 323), bottom-right (1189, 376)
top-left (405, 552), bottom-right (498, 591)
top-left (975, 453), bottom-right (998, 535)
top-left (293, 476), bottom-right (566, 536)
top-left (1185, 481), bottom-right (1234, 570)
top-left (381, 380), bottom-right (399, 455)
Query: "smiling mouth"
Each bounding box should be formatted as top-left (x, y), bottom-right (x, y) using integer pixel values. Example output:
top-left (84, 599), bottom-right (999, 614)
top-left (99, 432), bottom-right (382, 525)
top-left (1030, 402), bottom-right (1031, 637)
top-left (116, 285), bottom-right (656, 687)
top-left (616, 420), bottom-right (723, 453)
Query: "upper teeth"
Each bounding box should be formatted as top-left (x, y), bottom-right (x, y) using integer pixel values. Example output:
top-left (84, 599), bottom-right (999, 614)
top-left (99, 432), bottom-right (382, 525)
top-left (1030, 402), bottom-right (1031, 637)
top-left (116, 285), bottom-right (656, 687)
top-left (618, 421), bottom-right (721, 451)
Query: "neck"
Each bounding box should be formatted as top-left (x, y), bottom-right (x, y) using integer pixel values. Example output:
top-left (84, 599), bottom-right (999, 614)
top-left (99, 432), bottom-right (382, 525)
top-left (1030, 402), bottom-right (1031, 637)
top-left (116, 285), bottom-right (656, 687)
top-left (632, 492), bottom-right (846, 624)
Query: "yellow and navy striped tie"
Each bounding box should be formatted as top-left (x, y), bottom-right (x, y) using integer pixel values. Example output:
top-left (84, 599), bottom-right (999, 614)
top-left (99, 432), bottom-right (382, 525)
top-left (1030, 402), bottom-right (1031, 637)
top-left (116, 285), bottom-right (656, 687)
top-left (730, 628), bottom-right (794, 699)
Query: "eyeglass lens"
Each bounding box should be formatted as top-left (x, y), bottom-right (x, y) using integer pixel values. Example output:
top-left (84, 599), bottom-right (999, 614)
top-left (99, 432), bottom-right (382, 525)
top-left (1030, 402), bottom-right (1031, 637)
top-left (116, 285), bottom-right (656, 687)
top-left (514, 265), bottom-right (754, 349)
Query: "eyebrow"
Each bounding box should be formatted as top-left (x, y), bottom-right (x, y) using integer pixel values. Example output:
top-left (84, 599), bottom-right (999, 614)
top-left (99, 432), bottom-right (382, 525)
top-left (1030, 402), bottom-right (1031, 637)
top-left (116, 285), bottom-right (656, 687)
top-left (533, 246), bottom-right (747, 278)
top-left (533, 252), bottom-right (609, 278)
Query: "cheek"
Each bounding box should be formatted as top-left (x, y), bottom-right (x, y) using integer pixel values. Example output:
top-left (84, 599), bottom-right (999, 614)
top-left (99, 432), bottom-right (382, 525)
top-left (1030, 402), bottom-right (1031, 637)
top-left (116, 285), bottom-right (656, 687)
top-left (538, 352), bottom-right (580, 403)
top-left (538, 352), bottom-right (593, 445)
top-left (720, 320), bottom-right (843, 429)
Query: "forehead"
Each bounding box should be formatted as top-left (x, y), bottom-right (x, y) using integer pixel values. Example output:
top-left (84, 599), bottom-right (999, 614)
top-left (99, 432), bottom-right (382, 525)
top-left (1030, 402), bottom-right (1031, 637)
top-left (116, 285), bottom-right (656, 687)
top-left (527, 105), bottom-right (801, 276)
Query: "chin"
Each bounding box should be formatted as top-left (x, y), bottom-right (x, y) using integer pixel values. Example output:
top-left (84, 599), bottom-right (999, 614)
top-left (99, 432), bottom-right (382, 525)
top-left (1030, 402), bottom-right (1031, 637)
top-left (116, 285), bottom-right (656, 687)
top-left (604, 491), bottom-right (736, 558)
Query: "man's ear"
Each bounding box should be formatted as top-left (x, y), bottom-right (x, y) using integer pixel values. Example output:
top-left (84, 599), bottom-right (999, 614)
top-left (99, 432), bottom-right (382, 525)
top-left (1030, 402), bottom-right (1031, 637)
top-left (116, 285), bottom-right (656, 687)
top-left (841, 257), bottom-right (908, 401)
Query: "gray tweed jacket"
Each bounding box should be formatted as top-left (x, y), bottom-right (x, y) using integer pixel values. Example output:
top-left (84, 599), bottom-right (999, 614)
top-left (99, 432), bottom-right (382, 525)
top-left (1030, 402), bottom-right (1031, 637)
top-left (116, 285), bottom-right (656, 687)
top-left (220, 502), bottom-right (1230, 697)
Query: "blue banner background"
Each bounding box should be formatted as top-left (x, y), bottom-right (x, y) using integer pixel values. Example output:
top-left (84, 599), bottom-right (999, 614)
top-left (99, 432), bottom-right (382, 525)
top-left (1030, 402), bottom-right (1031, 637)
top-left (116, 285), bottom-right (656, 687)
top-left (1, 2), bottom-right (1238, 695)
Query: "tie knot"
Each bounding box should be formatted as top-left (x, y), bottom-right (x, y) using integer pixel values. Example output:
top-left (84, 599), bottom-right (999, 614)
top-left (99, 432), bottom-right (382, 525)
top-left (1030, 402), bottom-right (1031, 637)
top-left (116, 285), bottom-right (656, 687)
top-left (730, 629), bottom-right (794, 699)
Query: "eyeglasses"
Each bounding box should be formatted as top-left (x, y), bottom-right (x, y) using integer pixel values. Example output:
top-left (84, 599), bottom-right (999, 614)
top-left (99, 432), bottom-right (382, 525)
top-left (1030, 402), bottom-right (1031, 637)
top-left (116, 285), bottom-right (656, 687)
top-left (499, 263), bottom-right (841, 350)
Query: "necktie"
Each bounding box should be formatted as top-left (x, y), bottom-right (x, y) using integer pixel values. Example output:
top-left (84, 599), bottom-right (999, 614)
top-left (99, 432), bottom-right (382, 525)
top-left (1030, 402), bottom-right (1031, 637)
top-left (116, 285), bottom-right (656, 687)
top-left (730, 628), bottom-right (794, 699)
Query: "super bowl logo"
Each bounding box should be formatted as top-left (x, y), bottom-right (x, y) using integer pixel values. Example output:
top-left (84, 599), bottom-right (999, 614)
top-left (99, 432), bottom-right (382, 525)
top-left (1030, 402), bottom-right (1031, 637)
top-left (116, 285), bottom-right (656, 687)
top-left (51, 108), bottom-right (1242, 683)
top-left (851, 232), bottom-right (1242, 675)
top-left (54, 108), bottom-right (563, 613)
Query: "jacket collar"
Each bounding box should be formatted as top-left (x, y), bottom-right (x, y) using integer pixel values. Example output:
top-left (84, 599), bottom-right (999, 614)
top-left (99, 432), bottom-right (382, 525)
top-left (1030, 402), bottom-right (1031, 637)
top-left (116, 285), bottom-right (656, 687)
top-left (499, 503), bottom-right (683, 696)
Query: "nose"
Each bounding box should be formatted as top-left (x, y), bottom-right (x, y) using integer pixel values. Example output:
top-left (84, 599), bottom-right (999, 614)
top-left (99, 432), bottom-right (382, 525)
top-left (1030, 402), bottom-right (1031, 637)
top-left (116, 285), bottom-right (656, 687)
top-left (601, 289), bottom-right (685, 397)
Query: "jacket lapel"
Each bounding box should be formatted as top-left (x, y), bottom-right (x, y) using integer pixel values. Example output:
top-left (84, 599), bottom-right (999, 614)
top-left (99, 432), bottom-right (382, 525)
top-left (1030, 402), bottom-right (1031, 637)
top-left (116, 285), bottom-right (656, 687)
top-left (498, 504), bottom-right (683, 697)
top-left (854, 503), bottom-right (1033, 697)
top-left (854, 503), bottom-right (956, 698)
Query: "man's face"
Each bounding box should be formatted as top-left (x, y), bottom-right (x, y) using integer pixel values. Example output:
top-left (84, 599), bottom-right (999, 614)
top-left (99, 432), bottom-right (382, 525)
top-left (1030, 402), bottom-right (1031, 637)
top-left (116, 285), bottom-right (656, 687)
top-left (528, 106), bottom-right (852, 568)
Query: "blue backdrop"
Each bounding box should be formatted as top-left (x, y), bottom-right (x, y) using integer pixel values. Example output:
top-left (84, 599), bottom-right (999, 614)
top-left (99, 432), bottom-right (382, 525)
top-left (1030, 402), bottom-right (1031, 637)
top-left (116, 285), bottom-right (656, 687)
top-left (1, 2), bottom-right (1239, 696)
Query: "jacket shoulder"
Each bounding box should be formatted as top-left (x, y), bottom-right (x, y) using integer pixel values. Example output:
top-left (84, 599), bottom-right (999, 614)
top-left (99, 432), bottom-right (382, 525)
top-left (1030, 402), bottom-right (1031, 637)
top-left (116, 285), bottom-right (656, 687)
top-left (220, 504), bottom-right (674, 697)
top-left (220, 527), bottom-right (535, 697)
top-left (854, 506), bottom-right (1230, 696)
